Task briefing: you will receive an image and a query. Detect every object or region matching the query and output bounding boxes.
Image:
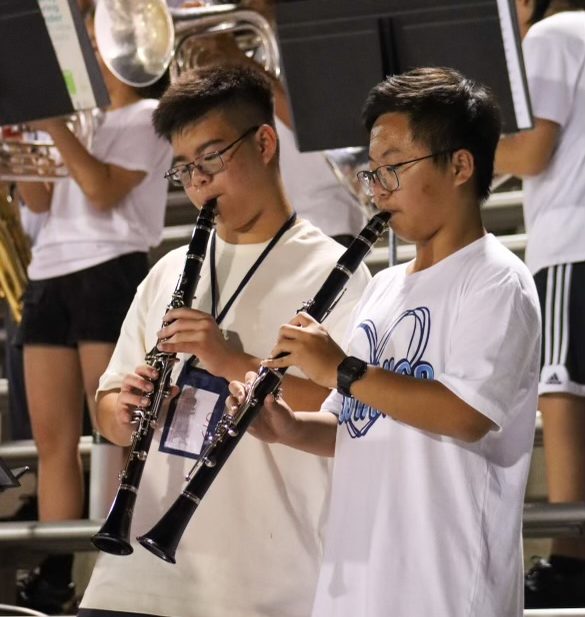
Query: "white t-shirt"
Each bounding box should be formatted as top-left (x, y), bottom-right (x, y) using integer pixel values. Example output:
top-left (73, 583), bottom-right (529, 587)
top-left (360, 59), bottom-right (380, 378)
top-left (28, 99), bottom-right (172, 280)
top-left (80, 218), bottom-right (371, 617)
top-left (521, 11), bottom-right (585, 274)
top-left (277, 119), bottom-right (368, 238)
top-left (313, 234), bottom-right (541, 617)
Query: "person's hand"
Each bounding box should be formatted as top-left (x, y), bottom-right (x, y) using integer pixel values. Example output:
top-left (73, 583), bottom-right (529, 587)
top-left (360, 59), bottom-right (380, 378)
top-left (227, 371), bottom-right (297, 444)
top-left (115, 364), bottom-right (180, 431)
top-left (157, 307), bottom-right (233, 377)
top-left (261, 312), bottom-right (346, 389)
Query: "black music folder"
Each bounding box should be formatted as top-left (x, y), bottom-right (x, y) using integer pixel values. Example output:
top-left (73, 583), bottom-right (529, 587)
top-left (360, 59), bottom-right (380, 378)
top-left (0, 0), bottom-right (109, 125)
top-left (276, 0), bottom-right (532, 151)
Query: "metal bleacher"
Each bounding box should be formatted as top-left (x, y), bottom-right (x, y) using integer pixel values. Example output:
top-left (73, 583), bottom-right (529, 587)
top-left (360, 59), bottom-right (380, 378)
top-left (1, 180), bottom-right (585, 615)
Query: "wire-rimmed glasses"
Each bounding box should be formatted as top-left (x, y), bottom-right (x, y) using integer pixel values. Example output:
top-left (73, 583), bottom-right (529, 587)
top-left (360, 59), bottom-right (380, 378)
top-left (164, 125), bottom-right (260, 189)
top-left (356, 150), bottom-right (454, 196)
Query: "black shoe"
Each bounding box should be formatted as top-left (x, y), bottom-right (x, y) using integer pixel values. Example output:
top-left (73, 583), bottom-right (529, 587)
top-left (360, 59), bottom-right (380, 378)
top-left (16, 567), bottom-right (76, 615)
top-left (525, 555), bottom-right (585, 608)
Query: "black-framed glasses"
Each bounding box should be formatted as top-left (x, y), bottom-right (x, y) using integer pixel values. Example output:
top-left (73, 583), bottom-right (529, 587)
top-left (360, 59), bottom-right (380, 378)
top-left (164, 125), bottom-right (260, 189)
top-left (356, 150), bottom-right (454, 196)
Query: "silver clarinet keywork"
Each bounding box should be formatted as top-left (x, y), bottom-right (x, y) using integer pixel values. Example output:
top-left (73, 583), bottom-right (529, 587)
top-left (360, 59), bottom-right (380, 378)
top-left (137, 210), bottom-right (391, 563)
top-left (91, 198), bottom-right (217, 556)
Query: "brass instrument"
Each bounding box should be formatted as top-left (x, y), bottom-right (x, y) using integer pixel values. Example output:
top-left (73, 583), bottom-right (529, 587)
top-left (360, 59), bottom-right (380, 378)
top-left (170, 4), bottom-right (279, 78)
top-left (95, 1), bottom-right (279, 86)
top-left (94, 0), bottom-right (175, 87)
top-left (0, 111), bottom-right (99, 183)
top-left (0, 0), bottom-right (171, 183)
top-left (0, 185), bottom-right (31, 322)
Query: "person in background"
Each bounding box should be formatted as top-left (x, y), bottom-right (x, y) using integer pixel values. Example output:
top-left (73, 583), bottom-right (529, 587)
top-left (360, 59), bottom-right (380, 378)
top-left (230, 66), bottom-right (541, 617)
top-left (495, 0), bottom-right (585, 608)
top-left (14, 14), bottom-right (172, 613)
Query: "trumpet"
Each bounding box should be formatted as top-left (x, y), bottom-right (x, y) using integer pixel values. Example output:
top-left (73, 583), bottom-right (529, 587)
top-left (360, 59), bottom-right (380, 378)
top-left (92, 198), bottom-right (217, 555)
top-left (137, 210), bottom-right (391, 563)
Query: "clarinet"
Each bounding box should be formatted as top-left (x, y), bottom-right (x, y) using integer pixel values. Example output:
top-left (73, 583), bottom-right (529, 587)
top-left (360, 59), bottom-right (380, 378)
top-left (92, 198), bottom-right (217, 556)
top-left (137, 210), bottom-right (391, 563)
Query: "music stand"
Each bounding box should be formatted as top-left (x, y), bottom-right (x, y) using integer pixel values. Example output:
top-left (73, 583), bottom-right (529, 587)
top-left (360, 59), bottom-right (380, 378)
top-left (0, 457), bottom-right (29, 493)
top-left (0, 0), bottom-right (109, 125)
top-left (276, 0), bottom-right (532, 151)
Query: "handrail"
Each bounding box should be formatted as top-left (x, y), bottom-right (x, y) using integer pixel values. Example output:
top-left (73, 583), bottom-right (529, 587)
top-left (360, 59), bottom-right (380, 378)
top-left (0, 436), bottom-right (92, 466)
top-left (0, 501), bottom-right (581, 552)
top-left (367, 233), bottom-right (527, 268)
top-left (523, 502), bottom-right (585, 538)
top-left (525, 611), bottom-right (585, 616)
top-left (0, 520), bottom-right (99, 553)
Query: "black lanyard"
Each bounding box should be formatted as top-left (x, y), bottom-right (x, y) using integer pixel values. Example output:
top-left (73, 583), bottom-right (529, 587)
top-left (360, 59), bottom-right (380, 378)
top-left (210, 213), bottom-right (297, 326)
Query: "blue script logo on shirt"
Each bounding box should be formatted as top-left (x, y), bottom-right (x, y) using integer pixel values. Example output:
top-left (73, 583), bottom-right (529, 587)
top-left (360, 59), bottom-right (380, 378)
top-left (339, 307), bottom-right (434, 438)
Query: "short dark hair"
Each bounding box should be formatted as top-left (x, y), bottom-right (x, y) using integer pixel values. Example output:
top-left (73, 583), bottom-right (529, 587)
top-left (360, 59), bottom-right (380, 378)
top-left (362, 67), bottom-right (501, 202)
top-left (530, 0), bottom-right (585, 23)
top-left (153, 65), bottom-right (275, 141)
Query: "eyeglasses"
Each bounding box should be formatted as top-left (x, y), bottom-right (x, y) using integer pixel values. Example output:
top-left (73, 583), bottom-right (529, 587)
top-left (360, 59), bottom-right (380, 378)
top-left (164, 125), bottom-right (260, 189)
top-left (356, 150), bottom-right (454, 196)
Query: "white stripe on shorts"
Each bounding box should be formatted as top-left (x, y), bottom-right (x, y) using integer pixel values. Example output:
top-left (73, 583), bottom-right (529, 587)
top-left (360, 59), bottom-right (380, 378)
top-left (544, 264), bottom-right (572, 367)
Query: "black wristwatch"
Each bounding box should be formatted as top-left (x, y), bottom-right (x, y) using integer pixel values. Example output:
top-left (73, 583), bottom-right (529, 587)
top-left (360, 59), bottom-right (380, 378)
top-left (337, 356), bottom-right (368, 397)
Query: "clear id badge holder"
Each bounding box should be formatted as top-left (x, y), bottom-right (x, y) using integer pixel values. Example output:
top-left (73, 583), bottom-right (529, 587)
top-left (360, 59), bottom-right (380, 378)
top-left (159, 355), bottom-right (229, 460)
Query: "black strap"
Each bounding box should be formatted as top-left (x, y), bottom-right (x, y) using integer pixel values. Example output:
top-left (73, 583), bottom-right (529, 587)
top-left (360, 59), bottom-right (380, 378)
top-left (210, 213), bottom-right (297, 326)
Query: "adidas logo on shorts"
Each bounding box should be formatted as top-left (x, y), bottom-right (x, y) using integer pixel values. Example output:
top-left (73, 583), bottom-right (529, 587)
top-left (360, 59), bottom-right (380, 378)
top-left (546, 373), bottom-right (562, 385)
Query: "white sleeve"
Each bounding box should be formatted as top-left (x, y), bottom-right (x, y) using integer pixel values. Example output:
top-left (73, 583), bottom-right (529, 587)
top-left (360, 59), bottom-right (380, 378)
top-left (102, 103), bottom-right (170, 175)
top-left (436, 274), bottom-right (541, 430)
top-left (523, 28), bottom-right (576, 126)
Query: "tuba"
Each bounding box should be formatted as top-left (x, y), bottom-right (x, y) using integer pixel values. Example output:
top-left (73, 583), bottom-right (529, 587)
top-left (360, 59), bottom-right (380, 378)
top-left (95, 1), bottom-right (279, 86)
top-left (0, 185), bottom-right (31, 322)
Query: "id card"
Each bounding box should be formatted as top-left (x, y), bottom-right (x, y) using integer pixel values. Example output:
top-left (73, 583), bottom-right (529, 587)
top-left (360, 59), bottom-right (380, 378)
top-left (159, 360), bottom-right (229, 460)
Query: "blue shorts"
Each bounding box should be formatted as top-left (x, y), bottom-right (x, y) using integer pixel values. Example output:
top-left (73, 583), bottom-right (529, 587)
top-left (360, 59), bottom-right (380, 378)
top-left (19, 252), bottom-right (148, 348)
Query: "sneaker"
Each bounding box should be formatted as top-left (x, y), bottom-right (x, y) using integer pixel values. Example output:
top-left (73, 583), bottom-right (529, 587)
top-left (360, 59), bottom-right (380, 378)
top-left (16, 567), bottom-right (76, 615)
top-left (525, 555), bottom-right (585, 608)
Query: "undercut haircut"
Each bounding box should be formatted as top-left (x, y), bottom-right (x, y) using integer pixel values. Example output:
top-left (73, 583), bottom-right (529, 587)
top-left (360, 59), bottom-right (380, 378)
top-left (362, 66), bottom-right (502, 203)
top-left (153, 65), bottom-right (275, 141)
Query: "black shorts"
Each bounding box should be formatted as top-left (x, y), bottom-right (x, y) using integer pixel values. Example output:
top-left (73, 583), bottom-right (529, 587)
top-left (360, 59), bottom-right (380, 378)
top-left (534, 261), bottom-right (585, 396)
top-left (19, 252), bottom-right (148, 348)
